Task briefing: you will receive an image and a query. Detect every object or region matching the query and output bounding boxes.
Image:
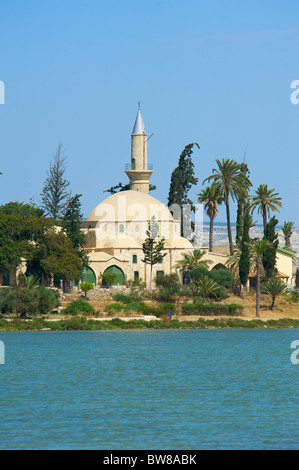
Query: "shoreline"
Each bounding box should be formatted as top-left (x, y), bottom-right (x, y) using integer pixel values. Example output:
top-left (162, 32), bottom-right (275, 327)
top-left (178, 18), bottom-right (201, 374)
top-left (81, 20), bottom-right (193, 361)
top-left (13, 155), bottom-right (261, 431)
top-left (1, 316), bottom-right (299, 331)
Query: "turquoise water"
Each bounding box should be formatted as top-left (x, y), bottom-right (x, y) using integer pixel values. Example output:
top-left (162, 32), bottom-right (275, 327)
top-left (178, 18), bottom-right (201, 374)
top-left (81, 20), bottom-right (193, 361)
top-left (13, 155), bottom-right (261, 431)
top-left (0, 329), bottom-right (298, 450)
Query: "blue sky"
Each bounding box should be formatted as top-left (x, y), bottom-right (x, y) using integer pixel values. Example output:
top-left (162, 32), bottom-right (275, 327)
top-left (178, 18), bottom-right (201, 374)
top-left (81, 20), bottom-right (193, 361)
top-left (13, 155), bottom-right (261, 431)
top-left (0, 0), bottom-right (298, 226)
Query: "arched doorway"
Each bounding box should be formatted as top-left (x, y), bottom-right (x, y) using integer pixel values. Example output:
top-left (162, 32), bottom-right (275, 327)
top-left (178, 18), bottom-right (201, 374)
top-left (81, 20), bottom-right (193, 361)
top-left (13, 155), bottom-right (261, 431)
top-left (102, 265), bottom-right (125, 286)
top-left (81, 266), bottom-right (96, 284)
top-left (212, 263), bottom-right (228, 271)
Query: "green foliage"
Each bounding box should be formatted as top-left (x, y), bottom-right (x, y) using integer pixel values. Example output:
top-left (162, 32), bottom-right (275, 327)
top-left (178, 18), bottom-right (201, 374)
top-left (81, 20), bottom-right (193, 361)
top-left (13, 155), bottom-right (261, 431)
top-left (281, 221), bottom-right (294, 248)
top-left (189, 267), bottom-right (234, 301)
top-left (61, 194), bottom-right (87, 263)
top-left (40, 143), bottom-right (71, 220)
top-left (36, 288), bottom-right (60, 314)
top-left (155, 272), bottom-right (181, 301)
top-left (100, 272), bottom-right (116, 287)
top-left (0, 286), bottom-right (60, 316)
top-left (127, 278), bottom-right (146, 291)
top-left (208, 269), bottom-right (235, 289)
top-left (262, 277), bottom-right (289, 309)
top-left (286, 289), bottom-right (299, 304)
top-left (64, 299), bottom-right (95, 316)
top-left (27, 229), bottom-right (83, 285)
top-left (249, 184), bottom-right (282, 228)
top-left (203, 158), bottom-right (252, 254)
top-left (80, 282), bottom-right (94, 298)
top-left (112, 292), bottom-right (141, 304)
top-left (0, 287), bottom-right (13, 314)
top-left (181, 303), bottom-right (243, 316)
top-left (262, 216), bottom-right (279, 280)
top-left (168, 143), bottom-right (200, 238)
top-left (142, 216), bottom-right (167, 289)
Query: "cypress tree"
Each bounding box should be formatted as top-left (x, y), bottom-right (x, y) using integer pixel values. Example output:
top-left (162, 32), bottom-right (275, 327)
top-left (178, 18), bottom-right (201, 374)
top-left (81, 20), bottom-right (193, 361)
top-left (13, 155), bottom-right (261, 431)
top-left (262, 216), bottom-right (279, 280)
top-left (168, 143), bottom-right (199, 239)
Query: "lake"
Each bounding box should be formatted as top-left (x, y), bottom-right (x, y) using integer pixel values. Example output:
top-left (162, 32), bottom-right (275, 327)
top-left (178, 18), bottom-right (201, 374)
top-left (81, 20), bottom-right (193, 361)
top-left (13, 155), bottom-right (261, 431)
top-left (0, 329), bottom-right (298, 449)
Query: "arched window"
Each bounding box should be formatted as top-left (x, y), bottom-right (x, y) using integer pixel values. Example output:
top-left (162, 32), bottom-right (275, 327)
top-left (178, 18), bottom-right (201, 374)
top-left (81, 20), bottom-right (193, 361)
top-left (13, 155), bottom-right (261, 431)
top-left (119, 224), bottom-right (124, 233)
top-left (133, 255), bottom-right (137, 264)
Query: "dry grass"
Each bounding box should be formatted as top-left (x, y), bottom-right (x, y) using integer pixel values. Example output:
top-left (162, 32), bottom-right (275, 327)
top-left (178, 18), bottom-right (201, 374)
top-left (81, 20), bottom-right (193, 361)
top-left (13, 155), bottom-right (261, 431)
top-left (59, 290), bottom-right (299, 321)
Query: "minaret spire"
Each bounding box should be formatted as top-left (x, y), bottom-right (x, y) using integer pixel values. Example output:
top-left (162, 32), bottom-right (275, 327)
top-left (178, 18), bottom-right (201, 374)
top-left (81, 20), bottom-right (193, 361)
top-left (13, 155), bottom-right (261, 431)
top-left (125, 107), bottom-right (153, 194)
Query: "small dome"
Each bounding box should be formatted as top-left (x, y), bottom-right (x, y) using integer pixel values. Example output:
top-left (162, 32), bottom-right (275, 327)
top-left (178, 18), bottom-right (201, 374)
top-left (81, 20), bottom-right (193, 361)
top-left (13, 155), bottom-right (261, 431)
top-left (103, 236), bottom-right (139, 249)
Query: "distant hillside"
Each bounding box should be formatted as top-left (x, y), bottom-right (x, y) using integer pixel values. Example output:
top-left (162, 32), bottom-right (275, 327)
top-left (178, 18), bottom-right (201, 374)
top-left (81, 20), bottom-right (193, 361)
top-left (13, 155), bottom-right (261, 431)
top-left (197, 223), bottom-right (299, 263)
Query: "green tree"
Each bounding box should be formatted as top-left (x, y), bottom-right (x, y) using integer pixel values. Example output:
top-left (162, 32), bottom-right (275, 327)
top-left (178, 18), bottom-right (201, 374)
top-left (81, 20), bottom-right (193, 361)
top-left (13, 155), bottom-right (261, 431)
top-left (203, 158), bottom-right (252, 255)
top-left (235, 162), bottom-right (251, 244)
top-left (281, 221), bottom-right (294, 248)
top-left (27, 229), bottom-right (83, 287)
top-left (262, 216), bottom-right (279, 281)
top-left (155, 272), bottom-right (181, 301)
top-left (174, 249), bottom-right (211, 283)
top-left (80, 282), bottom-right (94, 298)
top-left (197, 186), bottom-right (223, 252)
top-left (168, 143), bottom-right (200, 239)
top-left (191, 275), bottom-right (220, 303)
top-left (100, 272), bottom-right (116, 287)
top-left (239, 209), bottom-right (251, 299)
top-left (142, 216), bottom-right (167, 290)
top-left (249, 184), bottom-right (282, 229)
top-left (61, 194), bottom-right (88, 264)
top-left (40, 143), bottom-right (71, 220)
top-left (262, 277), bottom-right (288, 310)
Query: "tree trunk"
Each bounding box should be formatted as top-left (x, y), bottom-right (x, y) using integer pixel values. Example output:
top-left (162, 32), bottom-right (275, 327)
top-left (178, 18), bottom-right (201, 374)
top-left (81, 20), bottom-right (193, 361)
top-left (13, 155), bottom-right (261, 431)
top-left (242, 284), bottom-right (246, 300)
top-left (209, 216), bottom-right (214, 252)
top-left (256, 256), bottom-right (261, 318)
top-left (262, 206), bottom-right (267, 230)
top-left (150, 264), bottom-right (153, 291)
top-left (226, 197), bottom-right (234, 255)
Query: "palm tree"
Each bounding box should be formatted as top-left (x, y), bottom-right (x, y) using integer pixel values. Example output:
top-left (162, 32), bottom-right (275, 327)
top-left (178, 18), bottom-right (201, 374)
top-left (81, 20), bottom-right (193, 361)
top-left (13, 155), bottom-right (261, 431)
top-left (192, 275), bottom-right (220, 303)
top-left (281, 221), bottom-right (294, 248)
top-left (249, 184), bottom-right (282, 229)
top-left (197, 186), bottom-right (223, 252)
top-left (174, 249), bottom-right (211, 284)
top-left (203, 158), bottom-right (252, 255)
top-left (262, 277), bottom-right (288, 310)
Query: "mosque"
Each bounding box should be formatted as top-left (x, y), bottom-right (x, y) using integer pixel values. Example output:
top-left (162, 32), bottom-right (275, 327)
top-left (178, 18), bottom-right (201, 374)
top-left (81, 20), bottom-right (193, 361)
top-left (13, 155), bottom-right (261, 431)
top-left (80, 109), bottom-right (194, 287)
top-left (80, 108), bottom-right (294, 289)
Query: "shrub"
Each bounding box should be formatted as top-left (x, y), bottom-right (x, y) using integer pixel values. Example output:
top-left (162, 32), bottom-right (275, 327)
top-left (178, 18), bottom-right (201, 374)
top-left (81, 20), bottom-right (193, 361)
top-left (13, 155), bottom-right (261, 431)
top-left (208, 269), bottom-right (235, 289)
top-left (112, 292), bottom-right (141, 304)
top-left (107, 303), bottom-right (125, 315)
top-left (155, 273), bottom-right (181, 301)
top-left (37, 288), bottom-right (60, 315)
top-left (286, 289), bottom-right (299, 303)
top-left (181, 303), bottom-right (243, 316)
top-left (64, 299), bottom-right (95, 316)
top-left (0, 287), bottom-right (13, 314)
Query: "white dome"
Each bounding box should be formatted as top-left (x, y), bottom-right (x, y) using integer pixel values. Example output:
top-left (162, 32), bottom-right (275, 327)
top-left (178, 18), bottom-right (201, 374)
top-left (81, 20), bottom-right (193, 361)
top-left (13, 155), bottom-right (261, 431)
top-left (87, 190), bottom-right (173, 224)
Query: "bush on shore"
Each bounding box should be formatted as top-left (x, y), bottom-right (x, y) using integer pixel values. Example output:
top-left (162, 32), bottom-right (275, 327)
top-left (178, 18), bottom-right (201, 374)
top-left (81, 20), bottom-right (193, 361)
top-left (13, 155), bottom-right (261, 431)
top-left (181, 303), bottom-right (243, 316)
top-left (64, 299), bottom-right (95, 316)
top-left (0, 286), bottom-right (60, 317)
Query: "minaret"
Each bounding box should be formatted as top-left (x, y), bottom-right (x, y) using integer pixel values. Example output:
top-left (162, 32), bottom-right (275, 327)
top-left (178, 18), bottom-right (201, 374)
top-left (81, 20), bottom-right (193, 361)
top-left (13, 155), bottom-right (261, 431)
top-left (125, 107), bottom-right (153, 194)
